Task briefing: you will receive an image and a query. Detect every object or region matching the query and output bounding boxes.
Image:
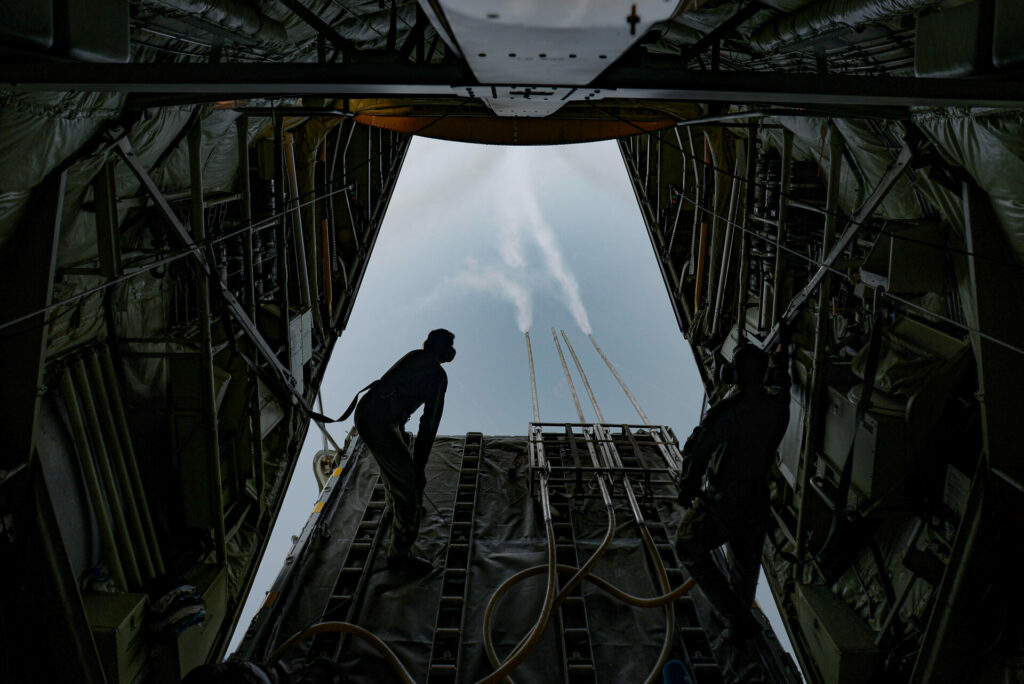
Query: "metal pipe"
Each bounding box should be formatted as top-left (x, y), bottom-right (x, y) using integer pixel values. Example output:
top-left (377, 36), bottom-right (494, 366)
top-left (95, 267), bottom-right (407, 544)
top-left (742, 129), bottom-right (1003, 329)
top-left (771, 129), bottom-right (794, 326)
top-left (525, 331), bottom-right (539, 423)
top-left (560, 334), bottom-right (675, 678)
top-left (560, 330), bottom-right (605, 424)
top-left (686, 128), bottom-right (701, 278)
top-left (190, 125), bottom-right (227, 566)
top-left (100, 346), bottom-right (164, 572)
top-left (737, 130), bottom-right (758, 341)
top-left (588, 334), bottom-right (649, 425)
top-left (285, 133), bottom-right (312, 309)
top-left (85, 351), bottom-right (155, 580)
top-left (274, 118), bottom-right (291, 364)
top-left (318, 141), bottom-right (333, 312)
top-left (712, 149), bottom-right (742, 334)
top-left (794, 127), bottom-right (843, 581)
top-left (236, 116), bottom-right (256, 322)
top-left (551, 328), bottom-right (587, 423)
top-left (693, 138), bottom-right (711, 312)
top-left (588, 333), bottom-right (681, 475)
top-left (71, 357), bottom-right (142, 588)
top-left (60, 367), bottom-right (127, 591)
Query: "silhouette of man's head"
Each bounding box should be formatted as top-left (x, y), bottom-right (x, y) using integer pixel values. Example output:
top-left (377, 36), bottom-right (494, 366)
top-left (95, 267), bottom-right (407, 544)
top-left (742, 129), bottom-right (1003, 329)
top-left (732, 344), bottom-right (769, 386)
top-left (424, 328), bottom-right (456, 363)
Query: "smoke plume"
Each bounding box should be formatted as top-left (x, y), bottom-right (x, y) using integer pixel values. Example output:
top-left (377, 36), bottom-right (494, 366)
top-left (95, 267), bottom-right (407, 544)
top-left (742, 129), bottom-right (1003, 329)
top-left (502, 153), bottom-right (593, 335)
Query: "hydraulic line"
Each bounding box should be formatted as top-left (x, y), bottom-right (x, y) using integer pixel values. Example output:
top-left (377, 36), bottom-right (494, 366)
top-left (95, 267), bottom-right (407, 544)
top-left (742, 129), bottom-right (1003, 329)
top-left (559, 331), bottom-right (677, 682)
top-left (489, 564), bottom-right (696, 608)
top-left (589, 334), bottom-right (681, 476)
top-left (478, 331), bottom-right (617, 683)
top-left (525, 331), bottom-right (540, 423)
top-left (481, 563), bottom-right (697, 684)
top-left (483, 493), bottom-right (616, 676)
top-left (268, 622), bottom-right (415, 684)
top-left (475, 481), bottom-right (559, 684)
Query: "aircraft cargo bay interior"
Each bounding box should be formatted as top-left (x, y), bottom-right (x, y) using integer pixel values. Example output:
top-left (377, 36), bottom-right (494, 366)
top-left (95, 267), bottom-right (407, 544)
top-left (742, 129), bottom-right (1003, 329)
top-left (2, 1), bottom-right (1023, 683)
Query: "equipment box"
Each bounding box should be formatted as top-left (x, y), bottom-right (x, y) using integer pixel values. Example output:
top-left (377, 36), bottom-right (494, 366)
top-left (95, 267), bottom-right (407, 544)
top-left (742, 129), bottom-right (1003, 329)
top-left (83, 592), bottom-right (148, 684)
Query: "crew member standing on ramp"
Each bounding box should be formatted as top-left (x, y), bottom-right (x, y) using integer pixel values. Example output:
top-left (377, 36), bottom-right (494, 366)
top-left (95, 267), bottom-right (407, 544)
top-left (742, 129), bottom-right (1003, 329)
top-left (674, 338), bottom-right (791, 643)
top-left (350, 329), bottom-right (455, 575)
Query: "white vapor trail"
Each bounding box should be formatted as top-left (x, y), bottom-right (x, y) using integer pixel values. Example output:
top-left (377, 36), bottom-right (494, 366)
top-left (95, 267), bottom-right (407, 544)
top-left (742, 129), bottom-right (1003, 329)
top-left (421, 149), bottom-right (592, 335)
top-left (502, 153), bottom-right (593, 335)
top-left (449, 262), bottom-right (533, 333)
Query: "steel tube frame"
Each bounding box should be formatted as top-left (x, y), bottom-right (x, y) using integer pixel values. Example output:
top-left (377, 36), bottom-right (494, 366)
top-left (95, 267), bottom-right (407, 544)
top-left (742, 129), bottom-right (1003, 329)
top-left (793, 129), bottom-right (843, 582)
top-left (766, 140), bottom-right (913, 349)
top-left (190, 125), bottom-right (228, 566)
top-left (99, 346), bottom-right (165, 573)
top-left (71, 357), bottom-right (143, 588)
top-left (1, 170), bottom-right (65, 468)
top-left (111, 135), bottom-right (298, 394)
top-left (85, 351), bottom-right (156, 580)
top-left (770, 129), bottom-right (794, 326)
top-left (737, 134), bottom-right (757, 341)
top-left (60, 368), bottom-right (128, 591)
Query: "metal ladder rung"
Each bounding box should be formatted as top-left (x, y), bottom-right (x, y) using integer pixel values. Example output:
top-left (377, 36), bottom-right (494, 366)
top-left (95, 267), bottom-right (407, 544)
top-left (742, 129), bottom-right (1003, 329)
top-left (434, 627), bottom-right (461, 639)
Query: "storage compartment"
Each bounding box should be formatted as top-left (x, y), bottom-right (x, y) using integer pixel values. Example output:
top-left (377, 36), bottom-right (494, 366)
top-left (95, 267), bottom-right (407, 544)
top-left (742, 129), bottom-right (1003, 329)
top-left (992, 0), bottom-right (1024, 71)
top-left (83, 592), bottom-right (148, 684)
top-left (150, 565), bottom-right (228, 684)
top-left (0, 1), bottom-right (54, 52)
top-left (915, 0), bottom-right (994, 77)
top-left (795, 584), bottom-right (883, 684)
top-left (821, 385), bottom-right (908, 503)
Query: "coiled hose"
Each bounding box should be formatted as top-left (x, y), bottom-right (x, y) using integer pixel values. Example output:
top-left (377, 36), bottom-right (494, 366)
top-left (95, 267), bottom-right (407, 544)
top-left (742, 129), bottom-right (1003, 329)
top-left (268, 621), bottom-right (415, 684)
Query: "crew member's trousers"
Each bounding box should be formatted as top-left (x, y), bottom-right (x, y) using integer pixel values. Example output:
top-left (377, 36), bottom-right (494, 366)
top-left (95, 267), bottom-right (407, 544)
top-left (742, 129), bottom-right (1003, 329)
top-left (675, 481), bottom-right (768, 626)
top-left (354, 397), bottom-right (422, 557)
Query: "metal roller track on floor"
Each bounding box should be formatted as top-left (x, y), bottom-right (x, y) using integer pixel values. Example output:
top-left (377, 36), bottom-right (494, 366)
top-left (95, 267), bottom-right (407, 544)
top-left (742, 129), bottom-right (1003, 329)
top-left (548, 428), bottom-right (599, 684)
top-left (304, 474), bottom-right (390, 662)
top-left (426, 432), bottom-right (484, 683)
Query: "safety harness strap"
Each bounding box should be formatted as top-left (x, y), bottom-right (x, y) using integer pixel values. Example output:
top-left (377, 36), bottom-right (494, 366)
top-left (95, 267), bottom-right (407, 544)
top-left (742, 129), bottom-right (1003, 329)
top-left (307, 382), bottom-right (377, 424)
top-left (818, 288), bottom-right (884, 563)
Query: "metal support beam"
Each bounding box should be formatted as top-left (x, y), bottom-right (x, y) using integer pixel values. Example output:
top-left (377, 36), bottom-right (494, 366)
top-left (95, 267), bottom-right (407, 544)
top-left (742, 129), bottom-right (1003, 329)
top-left (793, 129), bottom-right (843, 582)
top-left (6, 62), bottom-right (1024, 108)
top-left (736, 135), bottom-right (756, 341)
top-left (0, 170), bottom-right (65, 468)
top-left (770, 129), bottom-right (793, 325)
top-left (766, 140), bottom-right (914, 348)
top-left (236, 117), bottom-right (256, 322)
top-left (274, 120), bottom-right (292, 367)
top-left (110, 134), bottom-right (298, 395)
top-left (190, 125), bottom-right (227, 566)
top-left (275, 0), bottom-right (356, 60)
top-left (677, 2), bottom-right (765, 66)
top-left (92, 161), bottom-right (122, 278)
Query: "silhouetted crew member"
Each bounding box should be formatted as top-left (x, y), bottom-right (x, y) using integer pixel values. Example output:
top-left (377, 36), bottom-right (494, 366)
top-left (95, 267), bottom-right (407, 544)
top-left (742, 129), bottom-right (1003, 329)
top-left (353, 329), bottom-right (455, 575)
top-left (675, 341), bottom-right (790, 642)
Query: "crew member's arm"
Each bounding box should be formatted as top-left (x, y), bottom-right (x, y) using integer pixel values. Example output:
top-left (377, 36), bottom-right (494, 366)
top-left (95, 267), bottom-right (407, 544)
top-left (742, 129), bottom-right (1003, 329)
top-left (412, 372), bottom-right (447, 478)
top-left (678, 406), bottom-right (730, 503)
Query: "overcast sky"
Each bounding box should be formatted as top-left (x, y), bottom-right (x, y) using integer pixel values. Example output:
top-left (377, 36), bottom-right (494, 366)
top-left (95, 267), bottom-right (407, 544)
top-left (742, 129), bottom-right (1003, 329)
top-left (228, 136), bottom-right (796, 665)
